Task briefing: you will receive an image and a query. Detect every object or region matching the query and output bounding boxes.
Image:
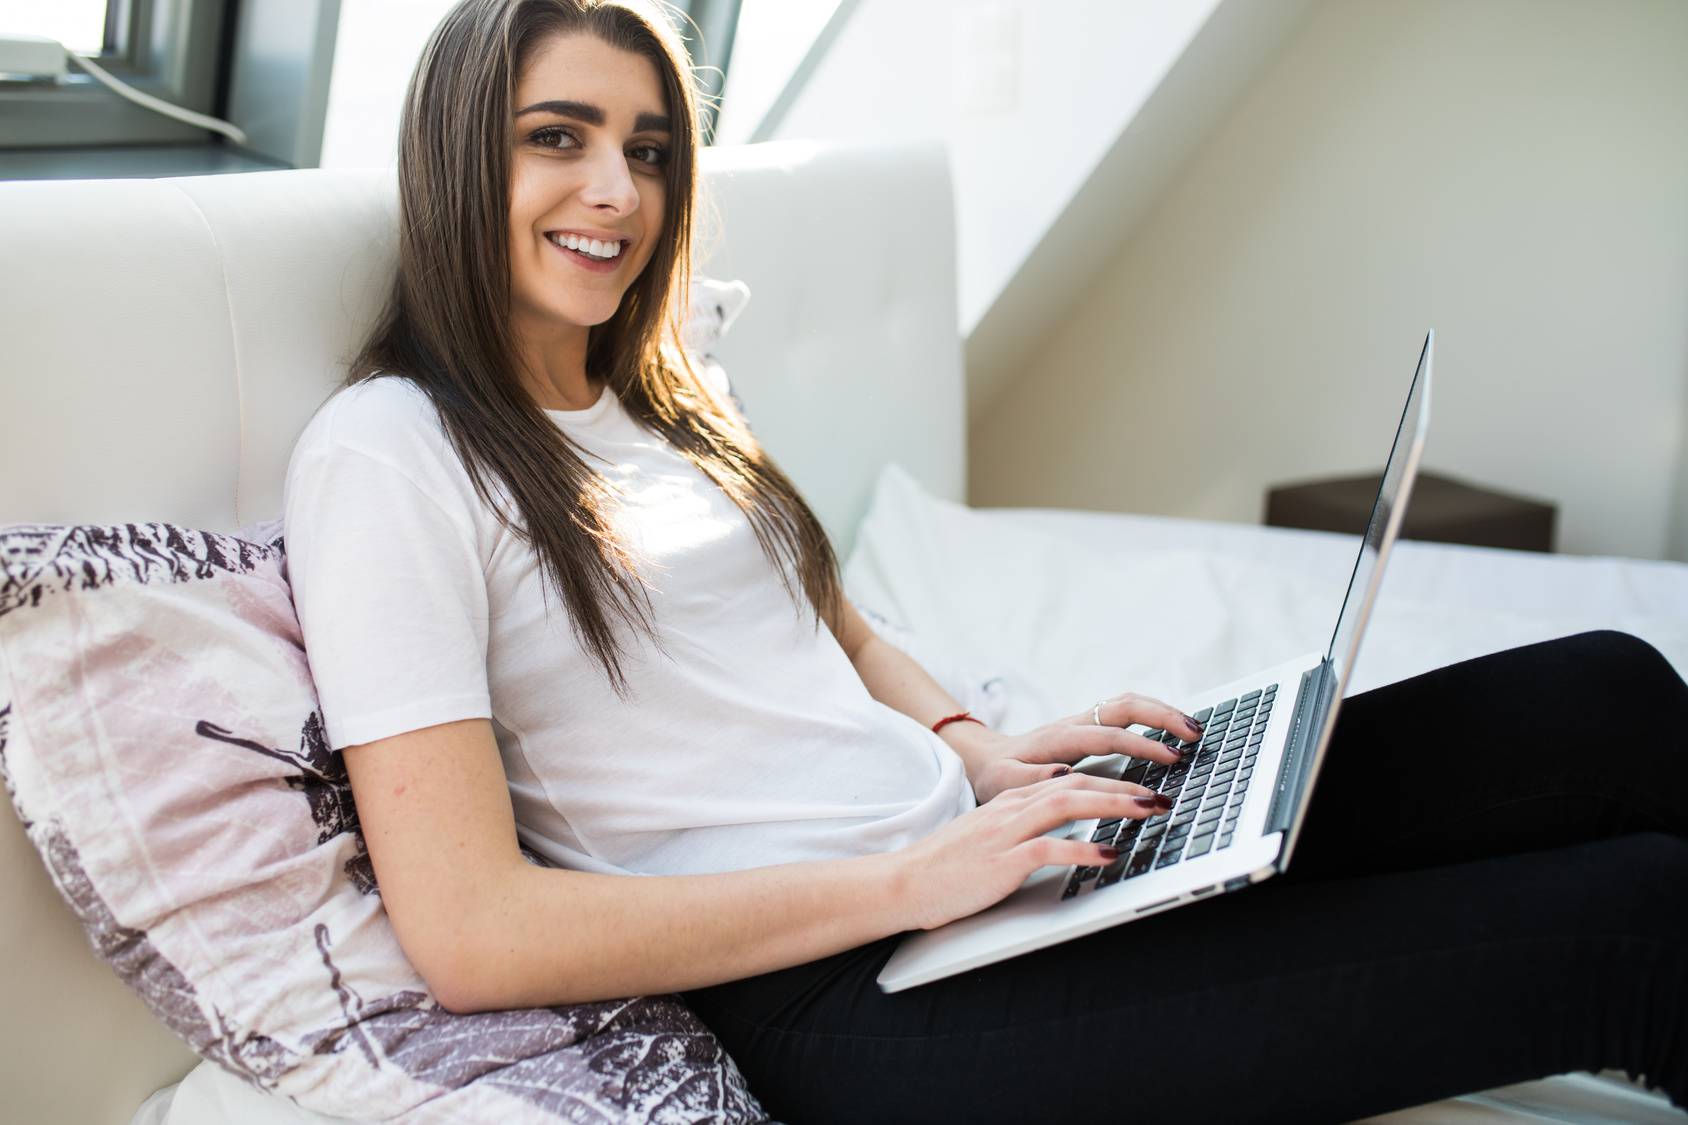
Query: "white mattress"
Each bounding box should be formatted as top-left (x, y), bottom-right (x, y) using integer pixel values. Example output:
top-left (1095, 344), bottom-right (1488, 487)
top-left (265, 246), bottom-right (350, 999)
top-left (131, 463), bottom-right (1688, 1125)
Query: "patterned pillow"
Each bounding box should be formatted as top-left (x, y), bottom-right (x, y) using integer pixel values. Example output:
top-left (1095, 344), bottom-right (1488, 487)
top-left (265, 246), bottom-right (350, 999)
top-left (0, 521), bottom-right (766, 1124)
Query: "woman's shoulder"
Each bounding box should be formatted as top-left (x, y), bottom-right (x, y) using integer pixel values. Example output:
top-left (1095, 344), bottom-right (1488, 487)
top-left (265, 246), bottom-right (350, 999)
top-left (293, 373), bottom-right (454, 468)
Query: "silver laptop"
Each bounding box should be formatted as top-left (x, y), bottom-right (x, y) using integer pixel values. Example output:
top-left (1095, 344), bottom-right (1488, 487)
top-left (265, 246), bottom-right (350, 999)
top-left (878, 331), bottom-right (1435, 993)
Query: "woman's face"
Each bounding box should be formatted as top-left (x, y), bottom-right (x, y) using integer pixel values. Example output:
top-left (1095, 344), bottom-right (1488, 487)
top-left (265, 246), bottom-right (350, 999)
top-left (508, 31), bottom-right (671, 340)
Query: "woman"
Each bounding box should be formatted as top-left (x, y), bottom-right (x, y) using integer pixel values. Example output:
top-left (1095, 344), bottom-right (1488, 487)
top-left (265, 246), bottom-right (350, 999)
top-left (281, 1), bottom-right (1688, 1121)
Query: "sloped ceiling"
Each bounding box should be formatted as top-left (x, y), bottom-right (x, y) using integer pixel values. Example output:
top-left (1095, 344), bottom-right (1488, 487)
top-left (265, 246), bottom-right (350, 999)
top-left (964, 0), bottom-right (1316, 425)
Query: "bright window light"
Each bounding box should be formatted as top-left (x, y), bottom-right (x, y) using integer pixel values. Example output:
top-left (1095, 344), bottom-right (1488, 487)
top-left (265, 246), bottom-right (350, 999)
top-left (715, 0), bottom-right (843, 145)
top-left (0, 0), bottom-right (108, 56)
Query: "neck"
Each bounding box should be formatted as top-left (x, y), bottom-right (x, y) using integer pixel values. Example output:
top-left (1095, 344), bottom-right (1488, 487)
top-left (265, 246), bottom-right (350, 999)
top-left (511, 314), bottom-right (598, 410)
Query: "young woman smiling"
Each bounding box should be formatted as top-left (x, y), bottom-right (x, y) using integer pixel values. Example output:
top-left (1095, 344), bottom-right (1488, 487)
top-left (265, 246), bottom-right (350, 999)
top-left (280, 1), bottom-right (1688, 1121)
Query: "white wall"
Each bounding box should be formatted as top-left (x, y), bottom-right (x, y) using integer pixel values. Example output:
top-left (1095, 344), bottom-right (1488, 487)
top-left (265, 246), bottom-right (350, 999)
top-left (970, 0), bottom-right (1688, 562)
top-left (759, 0), bottom-right (1222, 335)
top-left (712, 0), bottom-right (844, 146)
top-left (1675, 391), bottom-right (1688, 562)
top-left (317, 0), bottom-right (457, 169)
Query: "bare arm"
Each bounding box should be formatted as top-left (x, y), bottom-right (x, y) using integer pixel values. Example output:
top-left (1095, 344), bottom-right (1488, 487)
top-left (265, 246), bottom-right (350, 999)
top-left (829, 599), bottom-right (1010, 776)
top-left (346, 716), bottom-right (915, 1011)
top-left (349, 713), bottom-right (1154, 1013)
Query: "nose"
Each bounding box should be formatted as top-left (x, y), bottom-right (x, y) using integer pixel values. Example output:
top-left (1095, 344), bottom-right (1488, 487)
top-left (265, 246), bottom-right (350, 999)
top-left (578, 144), bottom-right (640, 215)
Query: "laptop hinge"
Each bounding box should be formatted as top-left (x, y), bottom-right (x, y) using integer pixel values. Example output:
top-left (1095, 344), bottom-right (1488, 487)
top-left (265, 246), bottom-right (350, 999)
top-left (1264, 660), bottom-right (1336, 836)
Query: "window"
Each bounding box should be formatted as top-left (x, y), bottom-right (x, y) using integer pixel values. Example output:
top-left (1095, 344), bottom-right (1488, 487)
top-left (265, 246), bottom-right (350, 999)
top-left (0, 0), bottom-right (229, 148)
top-left (669, 0), bottom-right (743, 144)
top-left (3, 0), bottom-right (110, 55)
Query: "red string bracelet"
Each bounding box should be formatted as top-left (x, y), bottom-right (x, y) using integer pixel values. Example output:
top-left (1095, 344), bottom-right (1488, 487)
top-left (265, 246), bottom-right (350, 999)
top-left (931, 711), bottom-right (985, 735)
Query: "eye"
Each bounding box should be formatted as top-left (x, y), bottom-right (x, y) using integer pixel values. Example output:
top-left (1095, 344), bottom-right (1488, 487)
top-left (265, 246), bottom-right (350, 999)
top-left (629, 142), bottom-right (669, 168)
top-left (529, 125), bottom-right (579, 150)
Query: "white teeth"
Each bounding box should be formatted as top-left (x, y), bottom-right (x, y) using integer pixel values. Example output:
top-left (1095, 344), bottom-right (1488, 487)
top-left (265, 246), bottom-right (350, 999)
top-left (553, 233), bottom-right (621, 260)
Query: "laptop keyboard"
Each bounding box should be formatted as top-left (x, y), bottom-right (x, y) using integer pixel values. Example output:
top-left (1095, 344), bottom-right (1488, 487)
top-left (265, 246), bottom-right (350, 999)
top-left (1061, 683), bottom-right (1277, 899)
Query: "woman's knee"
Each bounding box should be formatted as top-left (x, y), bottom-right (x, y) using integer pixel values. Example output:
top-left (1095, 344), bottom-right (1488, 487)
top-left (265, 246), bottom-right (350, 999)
top-left (1558, 629), bottom-right (1686, 700)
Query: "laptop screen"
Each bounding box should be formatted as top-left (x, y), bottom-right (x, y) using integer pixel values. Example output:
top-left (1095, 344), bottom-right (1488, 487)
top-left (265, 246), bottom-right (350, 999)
top-left (1324, 334), bottom-right (1432, 684)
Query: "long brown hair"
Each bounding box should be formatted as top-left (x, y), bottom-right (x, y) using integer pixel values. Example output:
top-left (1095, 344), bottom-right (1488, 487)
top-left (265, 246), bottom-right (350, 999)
top-left (347, 0), bottom-right (844, 698)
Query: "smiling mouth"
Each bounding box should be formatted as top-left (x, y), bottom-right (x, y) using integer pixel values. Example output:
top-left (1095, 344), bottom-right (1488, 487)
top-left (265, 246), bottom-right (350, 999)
top-left (546, 232), bottom-right (626, 263)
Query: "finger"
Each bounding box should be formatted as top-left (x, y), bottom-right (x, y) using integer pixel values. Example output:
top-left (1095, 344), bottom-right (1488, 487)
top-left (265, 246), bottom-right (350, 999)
top-left (1014, 833), bottom-right (1125, 872)
top-left (1055, 723), bottom-right (1186, 765)
top-left (987, 760), bottom-right (1072, 801)
top-left (1090, 692), bottom-right (1207, 744)
top-left (1024, 771), bottom-right (1161, 799)
top-left (1008, 786), bottom-right (1174, 839)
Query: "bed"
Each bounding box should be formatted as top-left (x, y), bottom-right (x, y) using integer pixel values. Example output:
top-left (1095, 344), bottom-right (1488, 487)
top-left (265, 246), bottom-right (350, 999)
top-left (131, 462), bottom-right (1688, 1125)
top-left (2, 138), bottom-right (1683, 1124)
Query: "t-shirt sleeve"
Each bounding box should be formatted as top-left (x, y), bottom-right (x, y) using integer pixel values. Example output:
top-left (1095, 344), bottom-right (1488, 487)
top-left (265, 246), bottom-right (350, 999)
top-left (283, 440), bottom-right (492, 750)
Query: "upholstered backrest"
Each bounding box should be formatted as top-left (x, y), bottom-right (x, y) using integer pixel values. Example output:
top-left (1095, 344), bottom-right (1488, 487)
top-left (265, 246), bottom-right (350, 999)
top-left (0, 139), bottom-right (964, 545)
top-left (0, 138), bottom-right (962, 1124)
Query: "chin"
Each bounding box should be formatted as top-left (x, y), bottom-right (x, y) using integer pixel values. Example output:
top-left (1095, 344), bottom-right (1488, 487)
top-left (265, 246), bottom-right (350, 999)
top-left (516, 294), bottom-right (622, 331)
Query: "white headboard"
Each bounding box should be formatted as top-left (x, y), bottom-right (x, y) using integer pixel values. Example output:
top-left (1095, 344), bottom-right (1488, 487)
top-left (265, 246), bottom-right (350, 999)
top-left (0, 139), bottom-right (965, 560)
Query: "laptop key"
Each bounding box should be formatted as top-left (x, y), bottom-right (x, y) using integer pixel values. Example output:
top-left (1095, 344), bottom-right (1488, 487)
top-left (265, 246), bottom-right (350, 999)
top-left (1240, 690), bottom-right (1262, 704)
top-left (1187, 835), bottom-right (1215, 859)
top-left (1096, 853), bottom-right (1131, 887)
top-left (1124, 849), bottom-right (1158, 879)
top-left (1193, 707), bottom-right (1214, 723)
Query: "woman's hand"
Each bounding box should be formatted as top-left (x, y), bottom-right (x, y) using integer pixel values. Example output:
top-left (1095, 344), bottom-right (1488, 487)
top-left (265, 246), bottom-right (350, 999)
top-left (958, 693), bottom-right (1206, 805)
top-left (890, 771), bottom-right (1176, 931)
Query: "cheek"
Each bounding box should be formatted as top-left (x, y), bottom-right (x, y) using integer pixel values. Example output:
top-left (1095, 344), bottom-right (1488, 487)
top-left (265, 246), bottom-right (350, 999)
top-left (637, 183), bottom-right (668, 269)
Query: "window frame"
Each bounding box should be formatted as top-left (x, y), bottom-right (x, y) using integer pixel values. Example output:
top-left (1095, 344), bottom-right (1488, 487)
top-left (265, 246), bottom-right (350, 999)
top-left (0, 0), bottom-right (228, 148)
top-left (672, 0), bottom-right (741, 145)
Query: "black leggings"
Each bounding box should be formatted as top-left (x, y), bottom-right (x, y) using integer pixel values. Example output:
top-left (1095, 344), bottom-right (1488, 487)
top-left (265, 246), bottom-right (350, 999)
top-left (682, 631), bottom-right (1688, 1124)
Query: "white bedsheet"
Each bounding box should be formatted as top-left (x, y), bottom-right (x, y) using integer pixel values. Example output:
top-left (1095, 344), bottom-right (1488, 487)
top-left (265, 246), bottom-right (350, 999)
top-left (843, 463), bottom-right (1688, 735)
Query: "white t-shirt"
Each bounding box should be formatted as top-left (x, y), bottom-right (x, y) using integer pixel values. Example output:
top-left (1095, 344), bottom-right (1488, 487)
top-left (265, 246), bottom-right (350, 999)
top-left (282, 373), bottom-right (976, 877)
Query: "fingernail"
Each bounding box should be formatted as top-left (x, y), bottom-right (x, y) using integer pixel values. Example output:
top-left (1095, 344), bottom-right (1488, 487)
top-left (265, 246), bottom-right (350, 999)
top-left (1098, 845), bottom-right (1120, 860)
top-left (1133, 795), bottom-right (1161, 808)
top-left (1154, 793), bottom-right (1175, 810)
top-left (1053, 765), bottom-right (1071, 777)
top-left (1166, 746), bottom-right (1185, 760)
top-left (1184, 714), bottom-right (1204, 733)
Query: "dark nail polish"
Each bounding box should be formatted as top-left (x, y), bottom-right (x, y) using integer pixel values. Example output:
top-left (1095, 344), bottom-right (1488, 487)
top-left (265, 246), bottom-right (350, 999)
top-left (1157, 795), bottom-right (1176, 810)
top-left (1098, 845), bottom-right (1121, 860)
top-left (1166, 746), bottom-right (1184, 760)
top-left (1133, 795), bottom-right (1160, 808)
top-left (1184, 714), bottom-right (1204, 733)
top-left (1053, 765), bottom-right (1071, 777)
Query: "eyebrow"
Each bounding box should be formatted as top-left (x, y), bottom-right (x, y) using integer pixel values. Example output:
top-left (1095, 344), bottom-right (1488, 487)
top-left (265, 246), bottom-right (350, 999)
top-left (515, 99), bottom-right (671, 134)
